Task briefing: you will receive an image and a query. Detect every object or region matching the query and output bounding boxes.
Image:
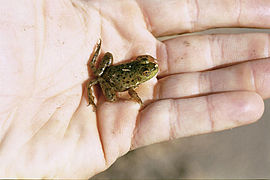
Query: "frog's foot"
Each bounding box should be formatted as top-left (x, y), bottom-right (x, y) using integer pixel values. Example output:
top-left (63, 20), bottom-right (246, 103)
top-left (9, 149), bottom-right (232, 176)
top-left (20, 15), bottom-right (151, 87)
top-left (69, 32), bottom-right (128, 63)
top-left (128, 88), bottom-right (143, 105)
top-left (87, 97), bottom-right (97, 112)
top-left (87, 79), bottom-right (98, 111)
top-left (88, 39), bottom-right (101, 74)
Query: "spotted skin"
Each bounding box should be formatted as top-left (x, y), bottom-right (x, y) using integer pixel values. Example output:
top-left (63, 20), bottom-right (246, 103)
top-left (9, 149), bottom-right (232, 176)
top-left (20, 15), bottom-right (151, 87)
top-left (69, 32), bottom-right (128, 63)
top-left (87, 40), bottom-right (159, 110)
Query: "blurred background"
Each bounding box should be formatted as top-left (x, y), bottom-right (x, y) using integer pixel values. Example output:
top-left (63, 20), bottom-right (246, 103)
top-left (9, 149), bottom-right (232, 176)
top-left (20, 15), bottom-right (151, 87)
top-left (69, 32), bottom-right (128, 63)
top-left (92, 28), bottom-right (270, 179)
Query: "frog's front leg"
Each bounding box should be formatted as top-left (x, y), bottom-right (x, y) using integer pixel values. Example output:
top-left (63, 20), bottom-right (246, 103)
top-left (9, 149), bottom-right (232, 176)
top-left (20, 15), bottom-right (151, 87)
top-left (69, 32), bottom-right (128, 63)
top-left (98, 78), bottom-right (117, 102)
top-left (128, 88), bottom-right (143, 105)
top-left (87, 79), bottom-right (98, 109)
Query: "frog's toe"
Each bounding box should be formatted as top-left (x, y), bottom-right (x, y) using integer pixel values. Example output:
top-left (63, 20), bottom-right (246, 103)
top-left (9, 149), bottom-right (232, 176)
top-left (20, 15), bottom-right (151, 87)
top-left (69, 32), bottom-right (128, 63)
top-left (128, 97), bottom-right (142, 105)
top-left (90, 103), bottom-right (97, 111)
top-left (137, 99), bottom-right (143, 105)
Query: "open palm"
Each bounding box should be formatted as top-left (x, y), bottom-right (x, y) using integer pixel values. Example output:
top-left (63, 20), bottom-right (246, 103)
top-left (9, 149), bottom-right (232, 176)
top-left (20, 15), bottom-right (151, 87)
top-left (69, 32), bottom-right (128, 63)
top-left (1, 0), bottom-right (270, 178)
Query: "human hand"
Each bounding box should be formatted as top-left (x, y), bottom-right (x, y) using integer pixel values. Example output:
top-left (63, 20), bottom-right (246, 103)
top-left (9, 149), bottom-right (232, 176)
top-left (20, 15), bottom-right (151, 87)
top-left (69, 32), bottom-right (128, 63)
top-left (1, 0), bottom-right (270, 178)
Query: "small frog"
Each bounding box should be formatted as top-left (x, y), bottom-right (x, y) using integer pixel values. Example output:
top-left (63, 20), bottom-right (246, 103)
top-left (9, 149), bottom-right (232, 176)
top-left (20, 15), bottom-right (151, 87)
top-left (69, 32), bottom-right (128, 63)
top-left (87, 39), bottom-right (159, 110)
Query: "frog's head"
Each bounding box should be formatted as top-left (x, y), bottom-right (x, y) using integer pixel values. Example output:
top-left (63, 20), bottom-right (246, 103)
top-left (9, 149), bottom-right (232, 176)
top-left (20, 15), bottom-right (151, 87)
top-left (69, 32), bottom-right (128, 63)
top-left (136, 55), bottom-right (159, 82)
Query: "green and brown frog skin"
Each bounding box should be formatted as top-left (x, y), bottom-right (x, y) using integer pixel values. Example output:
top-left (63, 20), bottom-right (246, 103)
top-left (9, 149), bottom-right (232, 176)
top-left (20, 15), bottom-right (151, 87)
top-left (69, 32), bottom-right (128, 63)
top-left (87, 40), bottom-right (159, 110)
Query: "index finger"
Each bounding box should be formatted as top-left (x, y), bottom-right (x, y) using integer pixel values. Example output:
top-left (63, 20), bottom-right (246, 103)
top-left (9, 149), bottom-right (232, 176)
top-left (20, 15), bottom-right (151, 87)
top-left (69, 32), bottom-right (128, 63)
top-left (138, 0), bottom-right (270, 36)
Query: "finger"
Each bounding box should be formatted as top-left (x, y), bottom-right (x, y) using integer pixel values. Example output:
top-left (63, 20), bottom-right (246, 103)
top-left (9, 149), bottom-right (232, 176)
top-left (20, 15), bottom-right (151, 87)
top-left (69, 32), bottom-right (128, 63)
top-left (138, 0), bottom-right (270, 36)
top-left (96, 100), bottom-right (140, 166)
top-left (131, 92), bottom-right (264, 149)
top-left (157, 33), bottom-right (270, 76)
top-left (155, 58), bottom-right (270, 100)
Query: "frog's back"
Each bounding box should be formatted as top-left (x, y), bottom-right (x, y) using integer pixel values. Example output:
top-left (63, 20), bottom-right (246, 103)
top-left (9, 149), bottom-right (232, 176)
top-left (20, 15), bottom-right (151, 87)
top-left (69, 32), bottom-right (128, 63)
top-left (101, 61), bottom-right (142, 92)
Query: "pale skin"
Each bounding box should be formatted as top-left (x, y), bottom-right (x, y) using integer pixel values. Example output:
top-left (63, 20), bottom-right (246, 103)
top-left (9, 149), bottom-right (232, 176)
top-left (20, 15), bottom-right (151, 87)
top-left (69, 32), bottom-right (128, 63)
top-left (1, 0), bottom-right (270, 178)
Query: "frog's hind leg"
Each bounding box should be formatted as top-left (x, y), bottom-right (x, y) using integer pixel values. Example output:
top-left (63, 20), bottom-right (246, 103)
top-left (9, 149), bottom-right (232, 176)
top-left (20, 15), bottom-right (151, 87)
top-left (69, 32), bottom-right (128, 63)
top-left (96, 52), bottom-right (113, 76)
top-left (88, 39), bottom-right (101, 76)
top-left (128, 88), bottom-right (143, 105)
top-left (88, 39), bottom-right (113, 77)
top-left (98, 78), bottom-right (117, 102)
top-left (87, 79), bottom-right (98, 109)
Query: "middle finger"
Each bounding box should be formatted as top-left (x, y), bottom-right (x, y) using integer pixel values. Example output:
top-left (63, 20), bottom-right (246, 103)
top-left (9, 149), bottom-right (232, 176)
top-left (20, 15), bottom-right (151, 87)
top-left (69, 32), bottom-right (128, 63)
top-left (157, 33), bottom-right (270, 76)
top-left (155, 58), bottom-right (270, 100)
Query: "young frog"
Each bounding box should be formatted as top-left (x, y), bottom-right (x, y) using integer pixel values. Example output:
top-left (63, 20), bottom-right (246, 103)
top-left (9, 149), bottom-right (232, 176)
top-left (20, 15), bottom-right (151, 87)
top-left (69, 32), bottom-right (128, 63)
top-left (87, 40), bottom-right (159, 110)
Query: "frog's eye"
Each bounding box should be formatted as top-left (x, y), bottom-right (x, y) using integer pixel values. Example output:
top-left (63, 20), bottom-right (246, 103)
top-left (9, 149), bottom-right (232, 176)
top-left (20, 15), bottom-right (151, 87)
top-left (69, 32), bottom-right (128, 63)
top-left (142, 70), bottom-right (151, 76)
